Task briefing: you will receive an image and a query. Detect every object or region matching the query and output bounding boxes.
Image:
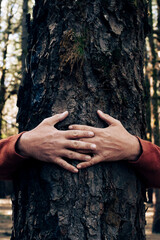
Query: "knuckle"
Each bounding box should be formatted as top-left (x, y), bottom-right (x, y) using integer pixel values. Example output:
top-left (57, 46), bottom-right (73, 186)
top-left (69, 152), bottom-right (74, 158)
top-left (54, 113), bottom-right (59, 118)
top-left (73, 141), bottom-right (78, 147)
top-left (54, 157), bottom-right (59, 163)
top-left (60, 161), bottom-right (66, 168)
top-left (84, 131), bottom-right (88, 136)
top-left (73, 131), bottom-right (78, 137)
top-left (89, 161), bottom-right (93, 166)
top-left (54, 114), bottom-right (61, 121)
top-left (42, 118), bottom-right (48, 124)
top-left (54, 131), bottom-right (60, 138)
top-left (56, 159), bottom-right (66, 168)
top-left (88, 143), bottom-right (93, 149)
top-left (80, 154), bottom-right (85, 160)
top-left (116, 119), bottom-right (121, 125)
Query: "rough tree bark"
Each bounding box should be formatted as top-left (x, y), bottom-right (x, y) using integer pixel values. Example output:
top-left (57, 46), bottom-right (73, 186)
top-left (12, 1), bottom-right (147, 239)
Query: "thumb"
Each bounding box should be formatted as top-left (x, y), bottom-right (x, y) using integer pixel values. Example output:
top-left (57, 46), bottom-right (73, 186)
top-left (43, 111), bottom-right (69, 126)
top-left (97, 110), bottom-right (120, 126)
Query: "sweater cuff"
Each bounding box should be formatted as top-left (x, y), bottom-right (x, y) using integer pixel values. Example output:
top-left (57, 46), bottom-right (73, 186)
top-left (129, 137), bottom-right (155, 166)
top-left (128, 138), bottom-right (160, 187)
top-left (0, 133), bottom-right (28, 180)
top-left (8, 132), bottom-right (28, 160)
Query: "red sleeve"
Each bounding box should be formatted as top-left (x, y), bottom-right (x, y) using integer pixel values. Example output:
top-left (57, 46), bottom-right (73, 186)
top-left (0, 133), bottom-right (28, 180)
top-left (130, 138), bottom-right (160, 188)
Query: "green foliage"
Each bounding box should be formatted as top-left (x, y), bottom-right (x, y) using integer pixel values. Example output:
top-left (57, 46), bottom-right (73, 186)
top-left (59, 29), bottom-right (87, 73)
top-left (127, 0), bottom-right (138, 8)
top-left (74, 35), bottom-right (86, 57)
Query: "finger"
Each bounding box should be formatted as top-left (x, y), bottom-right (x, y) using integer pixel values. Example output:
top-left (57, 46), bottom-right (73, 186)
top-left (75, 149), bottom-right (90, 154)
top-left (76, 156), bottom-right (101, 169)
top-left (65, 140), bottom-right (96, 151)
top-left (97, 110), bottom-right (120, 126)
top-left (43, 111), bottom-right (68, 126)
top-left (62, 150), bottom-right (92, 161)
top-left (55, 157), bottom-right (78, 173)
top-left (69, 125), bottom-right (95, 132)
top-left (65, 130), bottom-right (94, 139)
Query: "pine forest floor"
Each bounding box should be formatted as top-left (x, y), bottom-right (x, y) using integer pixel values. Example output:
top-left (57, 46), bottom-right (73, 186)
top-left (0, 199), bottom-right (12, 240)
top-left (0, 199), bottom-right (159, 240)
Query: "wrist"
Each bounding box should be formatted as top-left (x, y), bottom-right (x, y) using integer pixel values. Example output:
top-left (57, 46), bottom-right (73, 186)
top-left (16, 132), bottom-right (30, 158)
top-left (128, 135), bottom-right (142, 161)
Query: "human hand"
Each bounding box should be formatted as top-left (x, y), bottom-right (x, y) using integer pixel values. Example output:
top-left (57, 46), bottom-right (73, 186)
top-left (17, 111), bottom-right (96, 173)
top-left (69, 110), bottom-right (141, 169)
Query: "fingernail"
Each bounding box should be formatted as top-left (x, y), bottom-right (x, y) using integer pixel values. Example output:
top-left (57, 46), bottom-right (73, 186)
top-left (77, 165), bottom-right (81, 169)
top-left (91, 144), bottom-right (96, 150)
top-left (69, 125), bottom-right (73, 129)
top-left (85, 155), bottom-right (91, 160)
top-left (97, 110), bottom-right (103, 114)
top-left (74, 168), bottom-right (78, 173)
top-left (89, 131), bottom-right (94, 137)
top-left (62, 111), bottom-right (68, 115)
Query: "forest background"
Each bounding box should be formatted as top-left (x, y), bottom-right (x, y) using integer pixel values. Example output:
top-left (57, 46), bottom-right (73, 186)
top-left (0, 0), bottom-right (160, 235)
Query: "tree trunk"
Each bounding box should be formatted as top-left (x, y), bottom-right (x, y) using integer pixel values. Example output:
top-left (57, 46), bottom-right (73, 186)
top-left (153, 189), bottom-right (160, 233)
top-left (144, 43), bottom-right (152, 142)
top-left (0, 0), bottom-right (2, 24)
top-left (157, 0), bottom-right (160, 38)
top-left (0, 3), bottom-right (14, 198)
top-left (0, 181), bottom-right (6, 198)
top-left (148, 0), bottom-right (159, 146)
top-left (13, 1), bottom-right (147, 239)
top-left (0, 3), bottom-right (14, 138)
top-left (152, 0), bottom-right (160, 233)
top-left (21, 0), bottom-right (28, 85)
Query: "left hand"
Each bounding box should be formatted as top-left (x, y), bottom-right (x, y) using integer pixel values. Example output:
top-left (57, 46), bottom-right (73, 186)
top-left (69, 110), bottom-right (141, 169)
top-left (17, 111), bottom-right (96, 173)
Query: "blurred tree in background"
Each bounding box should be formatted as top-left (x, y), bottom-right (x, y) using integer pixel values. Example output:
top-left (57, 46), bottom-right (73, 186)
top-left (0, 0), bottom-right (34, 139)
top-left (0, 0), bottom-right (34, 197)
top-left (146, 0), bottom-right (160, 233)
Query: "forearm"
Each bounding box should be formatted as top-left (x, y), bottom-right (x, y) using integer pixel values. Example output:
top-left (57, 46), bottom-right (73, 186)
top-left (129, 138), bottom-right (160, 188)
top-left (0, 133), bottom-right (27, 180)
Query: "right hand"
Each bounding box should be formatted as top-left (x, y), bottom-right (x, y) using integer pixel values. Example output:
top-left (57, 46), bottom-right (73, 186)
top-left (69, 110), bottom-right (141, 170)
top-left (17, 111), bottom-right (96, 173)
